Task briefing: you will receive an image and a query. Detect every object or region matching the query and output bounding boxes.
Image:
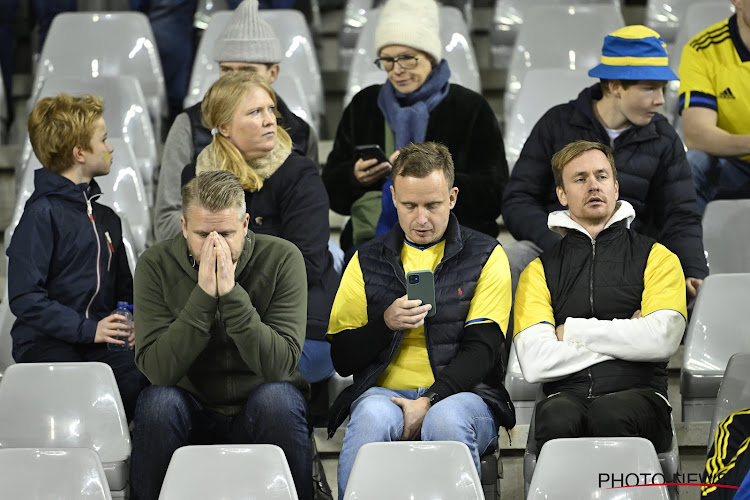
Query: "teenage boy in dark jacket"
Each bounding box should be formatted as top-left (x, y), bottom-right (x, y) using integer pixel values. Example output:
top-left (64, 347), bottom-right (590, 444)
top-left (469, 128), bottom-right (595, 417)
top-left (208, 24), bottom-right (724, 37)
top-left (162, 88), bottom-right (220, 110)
top-left (502, 26), bottom-right (707, 298)
top-left (6, 94), bottom-right (149, 420)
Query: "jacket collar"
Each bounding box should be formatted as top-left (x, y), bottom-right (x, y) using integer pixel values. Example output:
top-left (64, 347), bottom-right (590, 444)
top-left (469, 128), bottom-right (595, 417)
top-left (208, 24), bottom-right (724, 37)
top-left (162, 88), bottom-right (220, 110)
top-left (29, 167), bottom-right (103, 205)
top-left (172, 227), bottom-right (257, 281)
top-left (548, 200), bottom-right (635, 241)
top-left (383, 212), bottom-right (465, 263)
top-left (570, 84), bottom-right (664, 145)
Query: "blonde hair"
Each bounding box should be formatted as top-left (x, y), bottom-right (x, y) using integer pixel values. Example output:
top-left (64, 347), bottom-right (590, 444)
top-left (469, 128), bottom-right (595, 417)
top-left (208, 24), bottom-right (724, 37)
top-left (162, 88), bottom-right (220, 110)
top-left (201, 71), bottom-right (292, 191)
top-left (182, 170), bottom-right (247, 222)
top-left (27, 94), bottom-right (104, 174)
top-left (392, 141), bottom-right (454, 188)
top-left (551, 140), bottom-right (617, 189)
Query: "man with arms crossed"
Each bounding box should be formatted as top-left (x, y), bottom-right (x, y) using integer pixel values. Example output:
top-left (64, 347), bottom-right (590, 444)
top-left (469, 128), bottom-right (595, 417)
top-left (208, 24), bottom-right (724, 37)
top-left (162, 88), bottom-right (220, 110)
top-left (514, 140), bottom-right (686, 452)
top-left (327, 142), bottom-right (515, 498)
top-left (131, 170), bottom-right (312, 500)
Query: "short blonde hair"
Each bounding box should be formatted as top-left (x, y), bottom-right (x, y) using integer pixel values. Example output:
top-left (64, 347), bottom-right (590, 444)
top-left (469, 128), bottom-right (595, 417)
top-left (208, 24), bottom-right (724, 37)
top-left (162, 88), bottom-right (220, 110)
top-left (551, 140), bottom-right (617, 189)
top-left (182, 170), bottom-right (247, 222)
top-left (392, 141), bottom-right (454, 188)
top-left (201, 71), bottom-right (292, 192)
top-left (27, 94), bottom-right (103, 174)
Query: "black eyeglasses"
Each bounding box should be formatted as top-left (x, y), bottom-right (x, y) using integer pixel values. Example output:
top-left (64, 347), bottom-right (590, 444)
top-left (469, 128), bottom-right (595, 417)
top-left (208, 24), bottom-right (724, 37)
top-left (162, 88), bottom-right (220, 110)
top-left (374, 55), bottom-right (419, 71)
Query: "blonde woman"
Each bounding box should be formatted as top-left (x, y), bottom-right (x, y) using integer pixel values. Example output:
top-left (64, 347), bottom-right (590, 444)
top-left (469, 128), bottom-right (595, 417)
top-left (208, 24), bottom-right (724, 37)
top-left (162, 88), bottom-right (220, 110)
top-left (181, 71), bottom-right (339, 385)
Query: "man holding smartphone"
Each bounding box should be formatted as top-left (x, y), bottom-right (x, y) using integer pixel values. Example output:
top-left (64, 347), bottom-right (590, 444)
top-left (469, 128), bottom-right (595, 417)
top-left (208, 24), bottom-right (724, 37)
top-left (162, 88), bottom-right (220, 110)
top-left (327, 142), bottom-right (515, 498)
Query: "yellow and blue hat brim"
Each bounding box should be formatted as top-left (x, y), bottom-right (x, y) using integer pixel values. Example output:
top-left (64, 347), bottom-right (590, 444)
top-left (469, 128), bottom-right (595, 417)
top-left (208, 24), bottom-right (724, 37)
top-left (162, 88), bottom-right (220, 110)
top-left (588, 26), bottom-right (678, 81)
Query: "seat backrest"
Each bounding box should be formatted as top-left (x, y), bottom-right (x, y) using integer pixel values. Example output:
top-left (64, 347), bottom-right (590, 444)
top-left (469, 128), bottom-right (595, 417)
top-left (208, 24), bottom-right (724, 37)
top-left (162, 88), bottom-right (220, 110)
top-left (505, 342), bottom-right (539, 402)
top-left (708, 353), bottom-right (750, 447)
top-left (0, 362), bottom-right (130, 463)
top-left (504, 4), bottom-right (624, 126)
top-left (528, 437), bottom-right (669, 499)
top-left (702, 200), bottom-right (750, 275)
top-left (159, 445), bottom-right (299, 500)
top-left (505, 69), bottom-right (595, 170)
top-left (681, 274), bottom-right (750, 400)
top-left (7, 139), bottom-right (149, 256)
top-left (0, 448), bottom-right (112, 499)
top-left (30, 75), bottom-right (158, 183)
top-left (186, 9), bottom-right (323, 121)
top-left (343, 441), bottom-right (484, 499)
top-left (344, 5), bottom-right (480, 107)
top-left (34, 12), bottom-right (166, 118)
top-left (491, 0), bottom-right (621, 47)
top-left (646, 0), bottom-right (730, 43)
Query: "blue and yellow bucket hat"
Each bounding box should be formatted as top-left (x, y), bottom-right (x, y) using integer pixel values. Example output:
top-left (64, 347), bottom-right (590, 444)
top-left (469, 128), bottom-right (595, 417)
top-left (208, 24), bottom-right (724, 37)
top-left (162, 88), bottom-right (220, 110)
top-left (588, 25), bottom-right (678, 81)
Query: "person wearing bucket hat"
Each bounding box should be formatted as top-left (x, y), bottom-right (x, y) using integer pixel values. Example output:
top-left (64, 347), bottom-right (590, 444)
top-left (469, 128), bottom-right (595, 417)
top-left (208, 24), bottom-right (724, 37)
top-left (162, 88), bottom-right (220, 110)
top-left (154, 0), bottom-right (318, 243)
top-left (679, 1), bottom-right (750, 211)
top-left (323, 0), bottom-right (509, 252)
top-left (503, 25), bottom-right (707, 301)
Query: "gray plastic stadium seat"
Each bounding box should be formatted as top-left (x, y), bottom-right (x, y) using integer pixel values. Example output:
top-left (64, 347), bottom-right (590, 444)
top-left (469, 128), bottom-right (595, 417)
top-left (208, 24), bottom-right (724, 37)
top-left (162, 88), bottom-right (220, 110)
top-left (344, 441), bottom-right (484, 499)
top-left (33, 12), bottom-right (167, 141)
top-left (0, 448), bottom-right (113, 499)
top-left (504, 342), bottom-right (539, 426)
top-left (8, 139), bottom-right (149, 256)
top-left (646, 0), bottom-right (731, 43)
top-left (505, 69), bottom-right (596, 171)
top-left (524, 391), bottom-right (680, 499)
top-left (194, 0), bottom-right (230, 29)
top-left (528, 437), bottom-right (670, 499)
top-left (663, 1), bottom-right (735, 124)
top-left (708, 353), bottom-right (750, 449)
top-left (27, 75), bottom-right (158, 203)
top-left (702, 200), bottom-right (750, 275)
top-left (0, 362), bottom-right (131, 497)
top-left (489, 0), bottom-right (622, 69)
top-left (681, 274), bottom-right (750, 422)
top-left (159, 445), bottom-right (299, 500)
top-left (504, 4), bottom-right (624, 129)
top-left (0, 285), bottom-right (16, 377)
top-left (185, 9), bottom-right (323, 130)
top-left (0, 74), bottom-right (6, 144)
top-left (343, 5), bottom-right (480, 108)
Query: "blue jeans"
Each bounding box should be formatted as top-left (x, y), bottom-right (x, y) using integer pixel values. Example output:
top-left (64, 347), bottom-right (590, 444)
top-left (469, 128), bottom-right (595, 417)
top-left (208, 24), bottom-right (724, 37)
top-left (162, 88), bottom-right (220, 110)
top-left (688, 149), bottom-right (750, 212)
top-left (0, 0), bottom-right (18, 125)
top-left (130, 0), bottom-right (197, 121)
top-left (337, 386), bottom-right (498, 499)
top-left (130, 383), bottom-right (312, 500)
top-left (299, 339), bottom-right (335, 384)
top-left (31, 0), bottom-right (77, 50)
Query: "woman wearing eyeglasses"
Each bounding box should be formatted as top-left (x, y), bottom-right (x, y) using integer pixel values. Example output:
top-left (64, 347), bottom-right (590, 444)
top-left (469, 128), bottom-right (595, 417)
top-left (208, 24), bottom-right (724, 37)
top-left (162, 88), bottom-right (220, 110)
top-left (323, 0), bottom-right (509, 251)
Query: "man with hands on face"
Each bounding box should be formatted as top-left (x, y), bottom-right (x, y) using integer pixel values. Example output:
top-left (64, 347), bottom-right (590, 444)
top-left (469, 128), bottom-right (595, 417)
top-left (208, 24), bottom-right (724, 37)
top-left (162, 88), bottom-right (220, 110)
top-left (131, 170), bottom-right (312, 500)
top-left (326, 142), bottom-right (515, 499)
top-left (513, 140), bottom-right (686, 453)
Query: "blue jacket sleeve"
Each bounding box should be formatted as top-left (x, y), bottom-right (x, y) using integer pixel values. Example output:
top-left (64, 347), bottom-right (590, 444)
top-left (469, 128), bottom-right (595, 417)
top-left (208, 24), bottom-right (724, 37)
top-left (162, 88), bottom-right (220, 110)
top-left (7, 205), bottom-right (98, 343)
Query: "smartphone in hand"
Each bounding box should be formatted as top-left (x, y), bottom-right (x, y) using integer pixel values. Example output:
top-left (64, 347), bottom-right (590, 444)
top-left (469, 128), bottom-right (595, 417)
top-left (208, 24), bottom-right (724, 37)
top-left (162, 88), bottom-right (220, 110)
top-left (355, 144), bottom-right (390, 164)
top-left (407, 270), bottom-right (436, 318)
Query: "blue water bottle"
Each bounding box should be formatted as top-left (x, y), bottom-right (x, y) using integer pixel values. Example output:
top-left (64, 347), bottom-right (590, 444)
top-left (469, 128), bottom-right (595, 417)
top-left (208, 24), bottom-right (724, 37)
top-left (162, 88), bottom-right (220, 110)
top-left (108, 301), bottom-right (133, 351)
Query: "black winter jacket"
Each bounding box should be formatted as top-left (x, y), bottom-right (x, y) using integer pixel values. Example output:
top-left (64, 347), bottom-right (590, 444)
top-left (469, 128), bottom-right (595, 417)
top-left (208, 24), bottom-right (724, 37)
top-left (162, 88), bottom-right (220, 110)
top-left (327, 214), bottom-right (515, 435)
top-left (7, 168), bottom-right (132, 359)
top-left (182, 152), bottom-right (339, 341)
top-left (324, 84), bottom-right (509, 238)
top-left (502, 84), bottom-right (708, 279)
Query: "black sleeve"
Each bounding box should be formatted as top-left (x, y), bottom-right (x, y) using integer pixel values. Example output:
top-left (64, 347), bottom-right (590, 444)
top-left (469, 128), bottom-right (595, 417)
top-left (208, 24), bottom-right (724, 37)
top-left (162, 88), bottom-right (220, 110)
top-left (329, 316), bottom-right (395, 376)
top-left (428, 322), bottom-right (504, 399)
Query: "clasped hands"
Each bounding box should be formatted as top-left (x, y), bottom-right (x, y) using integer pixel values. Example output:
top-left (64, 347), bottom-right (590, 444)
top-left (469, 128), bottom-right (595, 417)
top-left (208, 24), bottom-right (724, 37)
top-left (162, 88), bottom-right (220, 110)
top-left (198, 232), bottom-right (237, 298)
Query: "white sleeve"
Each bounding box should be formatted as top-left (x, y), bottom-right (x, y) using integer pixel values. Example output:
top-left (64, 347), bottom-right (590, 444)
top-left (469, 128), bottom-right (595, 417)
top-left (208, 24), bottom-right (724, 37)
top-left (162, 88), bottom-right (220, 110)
top-left (515, 323), bottom-right (615, 384)
top-left (563, 309), bottom-right (685, 362)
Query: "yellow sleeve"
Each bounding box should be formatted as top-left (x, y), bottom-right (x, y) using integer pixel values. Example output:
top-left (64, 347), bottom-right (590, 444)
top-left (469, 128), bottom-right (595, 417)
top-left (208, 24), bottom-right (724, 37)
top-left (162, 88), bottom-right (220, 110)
top-left (465, 246), bottom-right (512, 337)
top-left (678, 36), bottom-right (716, 107)
top-left (641, 243), bottom-right (687, 320)
top-left (327, 252), bottom-right (369, 336)
top-left (513, 258), bottom-right (555, 337)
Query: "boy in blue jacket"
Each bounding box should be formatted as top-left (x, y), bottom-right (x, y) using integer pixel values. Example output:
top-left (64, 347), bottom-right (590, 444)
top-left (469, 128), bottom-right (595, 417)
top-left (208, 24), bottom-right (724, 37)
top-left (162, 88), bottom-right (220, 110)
top-left (6, 94), bottom-right (148, 420)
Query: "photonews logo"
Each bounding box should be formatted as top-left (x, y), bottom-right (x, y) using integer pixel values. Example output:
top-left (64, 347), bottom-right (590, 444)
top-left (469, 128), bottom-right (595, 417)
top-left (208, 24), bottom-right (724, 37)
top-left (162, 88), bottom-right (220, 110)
top-left (597, 472), bottom-right (741, 491)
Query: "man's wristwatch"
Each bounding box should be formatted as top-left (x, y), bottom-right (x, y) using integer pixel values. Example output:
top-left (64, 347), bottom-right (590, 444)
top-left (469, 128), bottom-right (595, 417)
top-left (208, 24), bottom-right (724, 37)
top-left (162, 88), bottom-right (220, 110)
top-left (423, 391), bottom-right (441, 406)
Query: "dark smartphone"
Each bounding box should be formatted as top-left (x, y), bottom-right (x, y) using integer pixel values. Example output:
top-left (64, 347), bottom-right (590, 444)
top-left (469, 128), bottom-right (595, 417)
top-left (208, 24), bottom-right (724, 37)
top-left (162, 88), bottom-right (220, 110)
top-left (407, 270), bottom-right (436, 318)
top-left (355, 144), bottom-right (390, 164)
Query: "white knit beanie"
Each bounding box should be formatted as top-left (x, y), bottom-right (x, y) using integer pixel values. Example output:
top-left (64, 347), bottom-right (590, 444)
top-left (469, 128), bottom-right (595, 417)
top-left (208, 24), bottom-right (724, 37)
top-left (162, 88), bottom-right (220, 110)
top-left (213, 0), bottom-right (282, 64)
top-left (374, 0), bottom-right (442, 63)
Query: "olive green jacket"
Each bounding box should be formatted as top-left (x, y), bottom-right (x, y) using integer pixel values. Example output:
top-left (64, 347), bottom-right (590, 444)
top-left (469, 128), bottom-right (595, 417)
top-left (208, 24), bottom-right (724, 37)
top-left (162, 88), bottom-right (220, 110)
top-left (134, 231), bottom-right (308, 416)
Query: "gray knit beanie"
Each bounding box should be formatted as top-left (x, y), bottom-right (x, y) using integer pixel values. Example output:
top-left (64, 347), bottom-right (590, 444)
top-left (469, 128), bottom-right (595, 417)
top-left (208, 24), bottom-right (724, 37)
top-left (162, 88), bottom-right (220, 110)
top-left (213, 0), bottom-right (282, 64)
top-left (374, 0), bottom-right (442, 63)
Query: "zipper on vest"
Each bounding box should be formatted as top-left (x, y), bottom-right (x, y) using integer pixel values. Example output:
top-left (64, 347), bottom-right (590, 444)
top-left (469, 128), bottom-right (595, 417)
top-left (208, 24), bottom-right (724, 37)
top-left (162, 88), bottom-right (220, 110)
top-left (83, 194), bottom-right (102, 319)
top-left (589, 239), bottom-right (596, 316)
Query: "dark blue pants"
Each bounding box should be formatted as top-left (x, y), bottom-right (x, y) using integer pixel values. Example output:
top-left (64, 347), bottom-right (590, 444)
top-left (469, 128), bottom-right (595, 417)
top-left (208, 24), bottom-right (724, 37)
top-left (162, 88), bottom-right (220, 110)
top-left (17, 337), bottom-right (150, 422)
top-left (0, 0), bottom-right (18, 125)
top-left (130, 383), bottom-right (312, 500)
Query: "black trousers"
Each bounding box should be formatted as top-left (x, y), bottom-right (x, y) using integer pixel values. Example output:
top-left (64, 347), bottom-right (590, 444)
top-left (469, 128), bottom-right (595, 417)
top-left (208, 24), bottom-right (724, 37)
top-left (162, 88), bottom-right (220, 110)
top-left (534, 388), bottom-right (673, 454)
top-left (18, 337), bottom-right (150, 422)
